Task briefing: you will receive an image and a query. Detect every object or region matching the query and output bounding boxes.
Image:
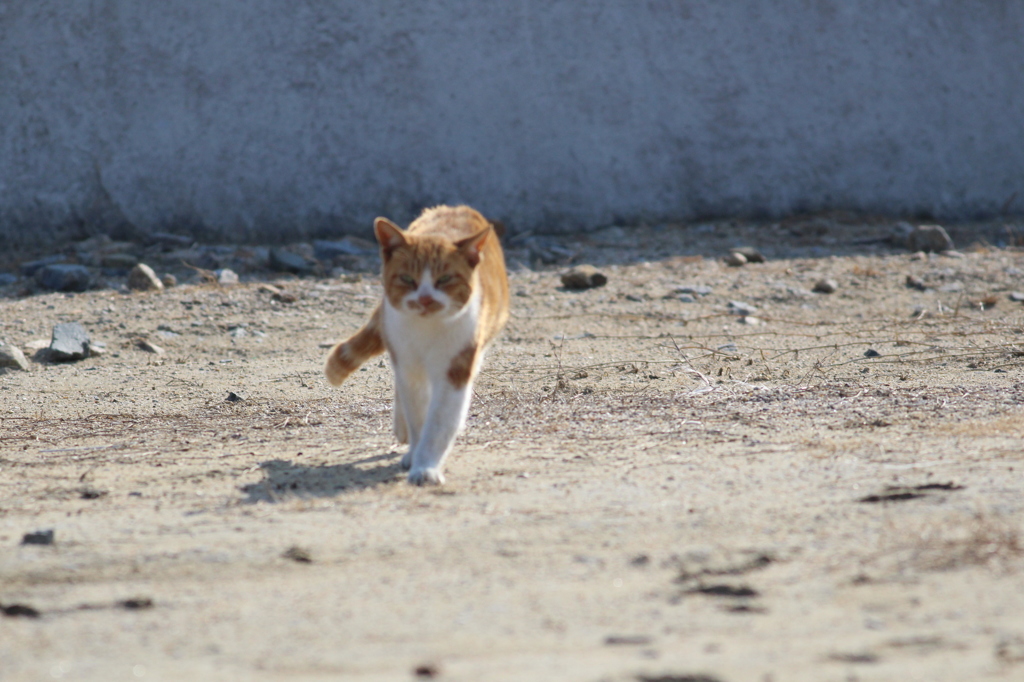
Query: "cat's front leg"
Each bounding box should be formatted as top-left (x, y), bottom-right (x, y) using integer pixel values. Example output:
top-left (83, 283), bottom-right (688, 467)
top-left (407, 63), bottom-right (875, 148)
top-left (406, 380), bottom-right (473, 485)
top-left (393, 372), bottom-right (427, 471)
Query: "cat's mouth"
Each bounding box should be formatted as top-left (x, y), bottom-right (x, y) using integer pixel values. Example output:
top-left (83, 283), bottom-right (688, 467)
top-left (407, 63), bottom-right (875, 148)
top-left (407, 297), bottom-right (444, 316)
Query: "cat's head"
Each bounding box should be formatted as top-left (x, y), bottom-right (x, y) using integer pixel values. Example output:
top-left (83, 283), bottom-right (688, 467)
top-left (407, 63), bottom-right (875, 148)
top-left (374, 216), bottom-right (492, 318)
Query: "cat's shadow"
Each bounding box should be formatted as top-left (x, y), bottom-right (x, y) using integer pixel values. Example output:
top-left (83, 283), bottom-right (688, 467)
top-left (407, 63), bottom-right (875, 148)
top-left (240, 451), bottom-right (404, 503)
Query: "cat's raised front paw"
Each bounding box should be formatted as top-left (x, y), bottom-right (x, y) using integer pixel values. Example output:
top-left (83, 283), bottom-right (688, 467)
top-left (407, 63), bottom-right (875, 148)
top-left (407, 467), bottom-right (445, 486)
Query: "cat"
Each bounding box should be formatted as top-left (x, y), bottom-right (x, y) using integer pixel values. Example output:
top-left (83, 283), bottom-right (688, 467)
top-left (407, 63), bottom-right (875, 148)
top-left (324, 205), bottom-right (509, 485)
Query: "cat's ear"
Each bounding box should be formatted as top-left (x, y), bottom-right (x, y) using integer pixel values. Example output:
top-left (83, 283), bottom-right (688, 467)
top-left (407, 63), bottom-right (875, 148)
top-left (374, 217), bottom-right (406, 259)
top-left (455, 226), bottom-right (492, 268)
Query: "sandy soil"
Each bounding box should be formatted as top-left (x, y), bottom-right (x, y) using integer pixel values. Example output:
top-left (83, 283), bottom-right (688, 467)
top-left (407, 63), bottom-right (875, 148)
top-left (2, 216), bottom-right (1024, 682)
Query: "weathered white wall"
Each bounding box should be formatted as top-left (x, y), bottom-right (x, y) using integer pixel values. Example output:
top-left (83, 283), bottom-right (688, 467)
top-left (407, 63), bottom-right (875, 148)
top-left (1, 1), bottom-right (1022, 247)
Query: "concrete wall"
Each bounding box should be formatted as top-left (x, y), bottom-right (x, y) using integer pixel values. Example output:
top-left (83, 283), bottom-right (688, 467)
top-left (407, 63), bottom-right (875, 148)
top-left (2, 1), bottom-right (1022, 247)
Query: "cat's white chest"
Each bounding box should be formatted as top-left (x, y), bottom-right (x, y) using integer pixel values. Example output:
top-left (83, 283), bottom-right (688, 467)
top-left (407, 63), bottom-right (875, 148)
top-left (382, 292), bottom-right (480, 375)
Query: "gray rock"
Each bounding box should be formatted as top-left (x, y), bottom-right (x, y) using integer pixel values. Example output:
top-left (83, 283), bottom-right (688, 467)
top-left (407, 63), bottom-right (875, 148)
top-left (906, 275), bottom-right (927, 291)
top-left (906, 224), bottom-right (954, 253)
top-left (314, 238), bottom-right (372, 261)
top-left (135, 338), bottom-right (165, 355)
top-left (269, 248), bottom-right (314, 274)
top-left (727, 300), bottom-right (758, 316)
top-left (0, 342), bottom-right (30, 371)
top-left (100, 253), bottom-right (139, 270)
top-left (560, 265), bottom-right (608, 290)
top-left (676, 285), bottom-right (713, 296)
top-left (49, 323), bottom-right (91, 362)
top-left (677, 293), bottom-right (697, 303)
top-left (813, 278), bottom-right (838, 294)
top-left (724, 252), bottom-right (748, 267)
top-left (732, 246), bottom-right (766, 263)
top-left (1009, 292), bottom-right (1024, 302)
top-left (21, 529), bottom-right (55, 545)
top-left (21, 255), bottom-right (66, 277)
top-left (215, 268), bottom-right (239, 285)
top-left (36, 264), bottom-right (92, 292)
top-left (161, 274), bottom-right (178, 288)
top-left (127, 263), bottom-right (164, 291)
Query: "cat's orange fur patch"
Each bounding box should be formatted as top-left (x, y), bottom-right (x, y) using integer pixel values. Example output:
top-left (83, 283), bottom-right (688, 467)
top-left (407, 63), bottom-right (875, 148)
top-left (447, 344), bottom-right (477, 388)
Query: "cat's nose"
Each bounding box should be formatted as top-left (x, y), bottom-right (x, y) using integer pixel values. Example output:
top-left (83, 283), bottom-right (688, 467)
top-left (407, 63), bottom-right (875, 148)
top-left (417, 294), bottom-right (437, 307)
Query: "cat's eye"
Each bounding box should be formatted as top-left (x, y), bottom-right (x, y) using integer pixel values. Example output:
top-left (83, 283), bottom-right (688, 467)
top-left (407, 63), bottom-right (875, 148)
top-left (435, 275), bottom-right (453, 286)
top-left (399, 274), bottom-right (417, 286)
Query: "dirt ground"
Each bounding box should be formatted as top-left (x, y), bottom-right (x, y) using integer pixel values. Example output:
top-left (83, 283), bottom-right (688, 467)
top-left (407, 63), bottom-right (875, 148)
top-left (2, 216), bottom-right (1024, 682)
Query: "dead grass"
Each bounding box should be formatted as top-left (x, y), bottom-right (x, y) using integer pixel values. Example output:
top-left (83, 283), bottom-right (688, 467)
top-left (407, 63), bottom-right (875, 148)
top-left (875, 512), bottom-right (1024, 575)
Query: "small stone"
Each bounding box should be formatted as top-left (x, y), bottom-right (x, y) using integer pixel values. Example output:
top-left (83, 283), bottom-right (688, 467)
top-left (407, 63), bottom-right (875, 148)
top-left (727, 300), bottom-right (758, 316)
top-left (21, 255), bottom-right (66, 277)
top-left (739, 315), bottom-right (762, 325)
top-left (941, 250), bottom-right (964, 259)
top-left (36, 264), bottom-right (92, 292)
top-left (135, 338), bottom-right (165, 355)
top-left (1009, 292), bottom-right (1024, 302)
top-left (160, 274), bottom-right (177, 288)
top-left (906, 224), bottom-right (954, 253)
top-left (724, 252), bottom-right (747, 267)
top-left (226, 391), bottom-right (245, 402)
top-left (864, 349), bottom-right (881, 358)
top-left (282, 545), bottom-right (313, 563)
top-left (127, 263), bottom-right (164, 291)
top-left (1, 603), bottom-right (41, 618)
top-left (215, 268), bottom-right (239, 285)
top-left (676, 285), bottom-right (713, 297)
top-left (812, 278), bottom-right (838, 294)
top-left (0, 342), bottom-right (30, 371)
top-left (49, 323), bottom-right (91, 361)
top-left (88, 342), bottom-right (107, 357)
top-left (119, 597), bottom-right (154, 610)
top-left (908, 251), bottom-right (927, 261)
top-left (677, 294), bottom-right (697, 303)
top-left (24, 339), bottom-right (50, 352)
top-left (269, 248), bottom-right (313, 274)
top-left (560, 265), bottom-right (608, 290)
top-left (313, 238), bottom-right (372, 261)
top-left (732, 247), bottom-right (765, 263)
top-left (21, 529), bottom-right (54, 545)
top-left (905, 275), bottom-right (927, 291)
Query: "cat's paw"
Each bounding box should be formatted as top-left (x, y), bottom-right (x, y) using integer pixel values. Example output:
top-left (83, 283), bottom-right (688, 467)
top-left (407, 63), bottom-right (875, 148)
top-left (407, 467), bottom-right (445, 486)
top-left (400, 451), bottom-right (413, 470)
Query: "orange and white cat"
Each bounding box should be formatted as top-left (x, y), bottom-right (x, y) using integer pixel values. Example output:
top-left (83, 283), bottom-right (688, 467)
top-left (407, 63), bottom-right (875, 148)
top-left (324, 205), bottom-right (509, 485)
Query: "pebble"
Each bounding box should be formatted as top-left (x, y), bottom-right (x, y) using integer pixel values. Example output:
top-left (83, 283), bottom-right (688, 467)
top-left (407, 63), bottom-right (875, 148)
top-left (36, 264), bottom-right (92, 292)
top-left (677, 294), bottom-right (697, 303)
top-left (813, 278), bottom-right (838, 294)
top-left (127, 263), bottom-right (164, 291)
top-left (269, 248), bottom-right (314, 274)
top-left (864, 349), bottom-right (881, 357)
top-left (226, 391), bottom-right (245, 402)
top-left (215, 268), bottom-right (240, 285)
top-left (1009, 292), bottom-right (1024, 302)
top-left (161, 274), bottom-right (177, 288)
top-left (0, 342), bottom-right (30, 371)
top-left (49, 322), bottom-right (91, 361)
top-left (732, 247), bottom-right (766, 263)
top-left (676, 285), bottom-right (713, 296)
top-left (906, 275), bottom-right (927, 291)
top-left (906, 224), bottom-right (954, 253)
top-left (739, 315), bottom-right (762, 325)
top-left (135, 339), bottom-right (165, 355)
top-left (727, 300), bottom-right (758, 316)
top-left (21, 529), bottom-right (55, 545)
top-left (724, 252), bottom-right (748, 267)
top-left (313, 238), bottom-right (373, 260)
top-left (560, 265), bottom-right (608, 290)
